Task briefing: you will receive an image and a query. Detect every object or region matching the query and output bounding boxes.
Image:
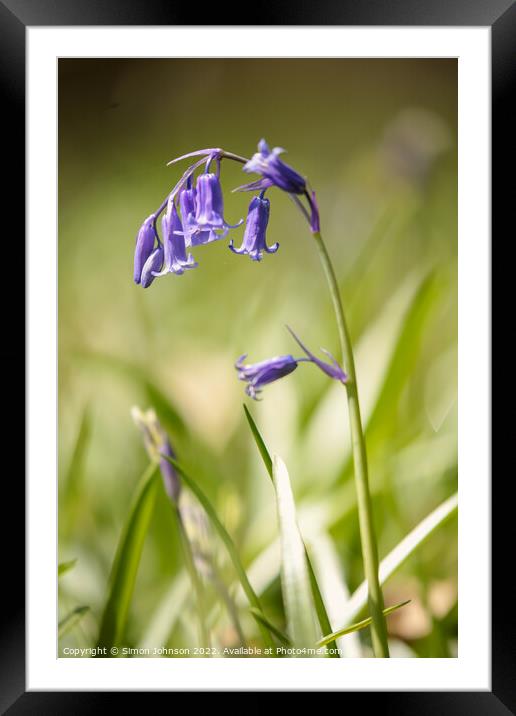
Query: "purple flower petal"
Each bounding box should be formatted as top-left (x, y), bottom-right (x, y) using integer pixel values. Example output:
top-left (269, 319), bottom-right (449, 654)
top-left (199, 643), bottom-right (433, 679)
top-left (243, 139), bottom-right (306, 195)
top-left (235, 354), bottom-right (298, 400)
top-left (140, 246), bottom-right (164, 288)
top-left (153, 198), bottom-right (197, 277)
top-left (229, 195), bottom-right (278, 261)
top-left (133, 214), bottom-right (156, 284)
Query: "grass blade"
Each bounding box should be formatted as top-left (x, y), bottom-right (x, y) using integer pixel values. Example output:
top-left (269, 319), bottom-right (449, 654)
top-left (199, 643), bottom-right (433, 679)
top-left (59, 606), bottom-right (90, 639)
top-left (244, 405), bottom-right (338, 654)
top-left (161, 454), bottom-right (276, 652)
top-left (63, 405), bottom-right (91, 499)
top-left (243, 404), bottom-right (273, 477)
top-left (58, 559), bottom-right (77, 578)
top-left (96, 462), bottom-right (160, 650)
top-left (249, 608), bottom-right (290, 646)
top-left (60, 406), bottom-right (91, 537)
top-left (305, 549), bottom-right (339, 657)
top-left (317, 600), bottom-right (410, 647)
top-left (272, 455), bottom-right (319, 654)
top-left (340, 493), bottom-right (458, 626)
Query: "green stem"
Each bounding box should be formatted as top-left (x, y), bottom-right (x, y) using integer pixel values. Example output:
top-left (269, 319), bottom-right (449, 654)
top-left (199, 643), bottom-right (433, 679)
top-left (312, 230), bottom-right (389, 658)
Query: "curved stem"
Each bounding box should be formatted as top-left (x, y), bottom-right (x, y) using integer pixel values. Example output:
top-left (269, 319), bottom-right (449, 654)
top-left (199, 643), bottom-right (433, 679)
top-left (312, 230), bottom-right (389, 658)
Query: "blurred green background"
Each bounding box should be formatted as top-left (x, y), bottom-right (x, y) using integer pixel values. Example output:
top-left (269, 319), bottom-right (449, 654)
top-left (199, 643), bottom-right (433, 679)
top-left (58, 59), bottom-right (457, 657)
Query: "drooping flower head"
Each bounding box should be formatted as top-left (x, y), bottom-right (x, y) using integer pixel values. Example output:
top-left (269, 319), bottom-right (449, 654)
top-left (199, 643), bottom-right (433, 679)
top-left (152, 196), bottom-right (196, 277)
top-left (195, 172), bottom-right (225, 229)
top-left (133, 140), bottom-right (322, 287)
top-left (131, 406), bottom-right (181, 502)
top-left (194, 169), bottom-right (243, 239)
top-left (178, 180), bottom-right (214, 247)
top-left (235, 327), bottom-right (347, 400)
top-left (235, 354), bottom-right (298, 400)
top-left (229, 193), bottom-right (278, 261)
top-left (234, 139), bottom-right (319, 233)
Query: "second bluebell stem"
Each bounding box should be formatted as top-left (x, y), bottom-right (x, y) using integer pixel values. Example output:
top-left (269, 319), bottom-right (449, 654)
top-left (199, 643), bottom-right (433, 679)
top-left (312, 229), bottom-right (390, 658)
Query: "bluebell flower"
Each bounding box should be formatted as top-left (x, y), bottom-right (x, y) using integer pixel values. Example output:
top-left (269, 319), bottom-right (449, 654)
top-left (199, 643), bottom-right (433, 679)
top-left (131, 406), bottom-right (181, 502)
top-left (134, 139), bottom-right (321, 287)
top-left (152, 197), bottom-right (196, 276)
top-left (235, 354), bottom-right (298, 400)
top-left (133, 214), bottom-right (156, 284)
top-left (229, 194), bottom-right (279, 261)
top-left (140, 246), bottom-right (164, 288)
top-left (178, 181), bottom-right (217, 247)
top-left (236, 328), bottom-right (347, 399)
top-left (158, 439), bottom-right (181, 502)
top-left (195, 172), bottom-right (243, 239)
top-left (238, 139), bottom-right (307, 195)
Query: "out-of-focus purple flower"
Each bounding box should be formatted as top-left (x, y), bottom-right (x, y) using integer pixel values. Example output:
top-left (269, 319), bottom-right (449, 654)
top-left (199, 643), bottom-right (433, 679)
top-left (131, 407), bottom-right (181, 502)
top-left (195, 172), bottom-right (243, 238)
top-left (140, 246), bottom-right (164, 288)
top-left (238, 139), bottom-right (306, 195)
top-left (134, 214), bottom-right (156, 284)
top-left (235, 354), bottom-right (298, 399)
top-left (287, 325), bottom-right (347, 383)
top-left (158, 440), bottom-right (181, 502)
top-left (229, 194), bottom-right (278, 261)
top-left (153, 197), bottom-right (196, 276)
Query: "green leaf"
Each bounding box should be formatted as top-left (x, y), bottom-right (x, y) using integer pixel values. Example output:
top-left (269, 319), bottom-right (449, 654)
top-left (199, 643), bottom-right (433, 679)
top-left (161, 455), bottom-right (276, 652)
top-left (249, 608), bottom-right (290, 646)
top-left (96, 462), bottom-right (160, 650)
top-left (317, 600), bottom-right (411, 647)
top-left (61, 407), bottom-right (92, 534)
top-left (59, 606), bottom-right (89, 638)
top-left (58, 559), bottom-right (77, 578)
top-left (339, 493), bottom-right (458, 626)
top-left (365, 271), bottom-right (441, 440)
top-left (243, 404), bottom-right (273, 478)
top-left (244, 405), bottom-right (338, 655)
top-left (304, 548), bottom-right (339, 657)
top-left (272, 455), bottom-right (319, 654)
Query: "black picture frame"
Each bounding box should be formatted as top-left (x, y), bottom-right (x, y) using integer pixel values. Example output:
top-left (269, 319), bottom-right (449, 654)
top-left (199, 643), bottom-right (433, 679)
top-left (3, 0), bottom-right (507, 710)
